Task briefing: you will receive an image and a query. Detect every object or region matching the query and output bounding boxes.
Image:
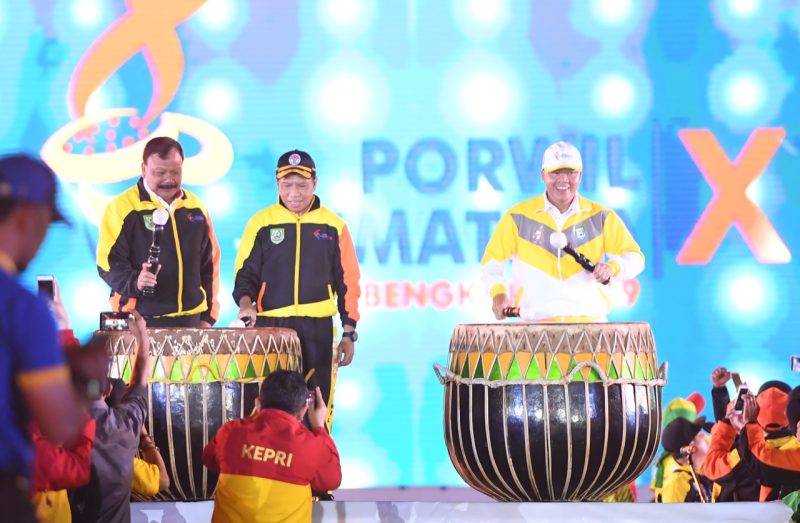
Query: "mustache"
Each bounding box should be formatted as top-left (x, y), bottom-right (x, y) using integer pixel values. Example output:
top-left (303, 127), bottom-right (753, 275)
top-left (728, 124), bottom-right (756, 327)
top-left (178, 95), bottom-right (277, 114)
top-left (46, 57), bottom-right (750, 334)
top-left (157, 183), bottom-right (178, 190)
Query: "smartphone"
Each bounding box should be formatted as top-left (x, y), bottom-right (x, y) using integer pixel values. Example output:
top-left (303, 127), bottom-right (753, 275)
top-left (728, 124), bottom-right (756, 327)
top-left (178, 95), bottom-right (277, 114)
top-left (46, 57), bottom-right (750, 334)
top-left (99, 311), bottom-right (131, 331)
top-left (792, 356), bottom-right (800, 373)
top-left (306, 390), bottom-right (316, 408)
top-left (731, 372), bottom-right (742, 389)
top-left (734, 385), bottom-right (749, 413)
top-left (37, 275), bottom-right (55, 301)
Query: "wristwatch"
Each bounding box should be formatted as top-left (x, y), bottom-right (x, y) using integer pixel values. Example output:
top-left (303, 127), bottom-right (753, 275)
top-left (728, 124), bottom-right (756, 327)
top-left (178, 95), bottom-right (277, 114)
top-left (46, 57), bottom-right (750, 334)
top-left (342, 331), bottom-right (358, 342)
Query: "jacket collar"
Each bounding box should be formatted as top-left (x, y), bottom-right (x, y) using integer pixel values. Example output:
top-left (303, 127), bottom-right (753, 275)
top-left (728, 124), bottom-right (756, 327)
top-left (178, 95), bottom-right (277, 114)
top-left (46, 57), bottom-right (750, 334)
top-left (532, 192), bottom-right (591, 214)
top-left (137, 178), bottom-right (186, 208)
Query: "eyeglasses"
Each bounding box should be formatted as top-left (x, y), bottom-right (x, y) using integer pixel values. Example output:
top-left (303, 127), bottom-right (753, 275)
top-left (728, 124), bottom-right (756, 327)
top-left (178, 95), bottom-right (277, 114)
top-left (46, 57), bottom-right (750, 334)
top-left (546, 170), bottom-right (580, 180)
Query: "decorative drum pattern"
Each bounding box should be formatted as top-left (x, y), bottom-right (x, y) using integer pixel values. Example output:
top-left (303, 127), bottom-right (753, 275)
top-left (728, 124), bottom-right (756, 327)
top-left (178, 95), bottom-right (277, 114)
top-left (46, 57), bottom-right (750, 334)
top-left (104, 327), bottom-right (302, 501)
top-left (435, 322), bottom-right (666, 501)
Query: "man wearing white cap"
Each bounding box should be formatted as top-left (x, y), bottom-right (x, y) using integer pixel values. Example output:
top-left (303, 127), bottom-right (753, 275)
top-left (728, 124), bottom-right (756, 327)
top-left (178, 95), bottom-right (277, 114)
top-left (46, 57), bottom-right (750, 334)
top-left (480, 141), bottom-right (644, 322)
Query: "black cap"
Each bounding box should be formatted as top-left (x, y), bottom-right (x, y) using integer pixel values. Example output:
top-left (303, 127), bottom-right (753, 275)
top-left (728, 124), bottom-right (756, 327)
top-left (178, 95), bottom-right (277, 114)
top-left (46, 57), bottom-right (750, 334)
top-left (758, 380), bottom-right (791, 395)
top-left (0, 154), bottom-right (69, 224)
top-left (276, 150), bottom-right (316, 179)
top-left (662, 416), bottom-right (706, 455)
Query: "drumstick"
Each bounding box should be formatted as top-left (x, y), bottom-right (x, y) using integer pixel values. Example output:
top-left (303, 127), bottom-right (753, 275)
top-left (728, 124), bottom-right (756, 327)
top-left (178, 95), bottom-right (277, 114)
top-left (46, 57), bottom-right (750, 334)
top-left (687, 461), bottom-right (708, 503)
top-left (304, 369), bottom-right (315, 383)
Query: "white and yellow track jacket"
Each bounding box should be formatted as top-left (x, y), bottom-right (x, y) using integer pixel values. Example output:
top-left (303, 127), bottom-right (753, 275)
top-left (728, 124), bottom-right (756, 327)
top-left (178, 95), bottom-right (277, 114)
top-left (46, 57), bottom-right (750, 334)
top-left (481, 194), bottom-right (644, 321)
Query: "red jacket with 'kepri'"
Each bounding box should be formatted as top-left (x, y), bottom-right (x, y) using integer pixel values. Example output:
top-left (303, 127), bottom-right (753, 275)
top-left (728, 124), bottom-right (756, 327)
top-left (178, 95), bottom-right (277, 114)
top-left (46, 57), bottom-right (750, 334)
top-left (202, 408), bottom-right (341, 523)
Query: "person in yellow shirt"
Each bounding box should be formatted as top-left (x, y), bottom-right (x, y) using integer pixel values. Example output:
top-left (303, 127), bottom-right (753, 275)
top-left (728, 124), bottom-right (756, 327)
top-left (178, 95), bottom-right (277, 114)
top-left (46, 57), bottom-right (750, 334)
top-left (481, 141), bottom-right (644, 322)
top-left (659, 416), bottom-right (720, 503)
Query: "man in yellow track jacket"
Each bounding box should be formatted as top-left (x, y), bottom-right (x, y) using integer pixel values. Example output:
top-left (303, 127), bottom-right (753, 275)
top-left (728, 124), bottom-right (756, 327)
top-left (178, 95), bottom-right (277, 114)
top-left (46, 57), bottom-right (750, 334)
top-left (234, 150), bottom-right (361, 432)
top-left (96, 137), bottom-right (220, 327)
top-left (481, 141), bottom-right (644, 322)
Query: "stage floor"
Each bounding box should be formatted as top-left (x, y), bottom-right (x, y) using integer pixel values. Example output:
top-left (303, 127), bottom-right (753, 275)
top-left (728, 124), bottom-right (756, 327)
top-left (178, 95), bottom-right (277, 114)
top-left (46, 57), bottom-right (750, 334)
top-left (131, 488), bottom-right (791, 522)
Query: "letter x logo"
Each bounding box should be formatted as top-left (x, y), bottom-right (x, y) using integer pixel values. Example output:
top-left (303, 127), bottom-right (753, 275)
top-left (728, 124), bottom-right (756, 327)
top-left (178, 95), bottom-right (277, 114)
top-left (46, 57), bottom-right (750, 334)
top-left (677, 128), bottom-right (790, 264)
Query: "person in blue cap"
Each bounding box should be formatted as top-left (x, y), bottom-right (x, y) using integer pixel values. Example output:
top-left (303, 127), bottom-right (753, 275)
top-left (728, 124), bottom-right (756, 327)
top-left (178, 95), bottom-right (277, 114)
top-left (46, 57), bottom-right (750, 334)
top-left (0, 154), bottom-right (86, 521)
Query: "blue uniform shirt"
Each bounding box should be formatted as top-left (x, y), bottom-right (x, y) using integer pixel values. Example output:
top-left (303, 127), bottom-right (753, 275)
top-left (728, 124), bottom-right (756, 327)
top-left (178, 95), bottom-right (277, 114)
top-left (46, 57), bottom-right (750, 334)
top-left (0, 267), bottom-right (68, 477)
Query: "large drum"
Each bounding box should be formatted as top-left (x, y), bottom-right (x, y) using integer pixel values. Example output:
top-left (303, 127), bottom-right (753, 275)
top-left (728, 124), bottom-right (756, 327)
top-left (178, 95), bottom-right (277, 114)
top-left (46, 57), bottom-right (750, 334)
top-left (434, 322), bottom-right (666, 501)
top-left (103, 327), bottom-right (302, 501)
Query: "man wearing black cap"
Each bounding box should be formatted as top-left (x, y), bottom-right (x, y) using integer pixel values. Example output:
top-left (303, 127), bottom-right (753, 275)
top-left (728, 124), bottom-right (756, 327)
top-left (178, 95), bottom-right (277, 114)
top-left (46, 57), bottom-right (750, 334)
top-left (0, 154), bottom-right (85, 520)
top-left (233, 150), bottom-right (361, 432)
top-left (659, 415), bottom-right (719, 502)
top-left (96, 136), bottom-right (220, 327)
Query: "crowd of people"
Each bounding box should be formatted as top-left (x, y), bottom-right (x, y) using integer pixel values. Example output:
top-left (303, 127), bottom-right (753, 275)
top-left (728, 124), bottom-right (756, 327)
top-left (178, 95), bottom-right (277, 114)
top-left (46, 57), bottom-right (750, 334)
top-left (651, 369), bottom-right (800, 519)
top-left (3, 137), bottom-right (800, 523)
top-left (0, 151), bottom-right (344, 522)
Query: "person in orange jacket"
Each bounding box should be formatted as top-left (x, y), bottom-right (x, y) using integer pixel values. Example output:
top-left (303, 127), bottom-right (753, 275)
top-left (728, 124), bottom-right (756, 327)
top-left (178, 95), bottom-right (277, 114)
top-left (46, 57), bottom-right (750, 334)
top-left (731, 389), bottom-right (800, 501)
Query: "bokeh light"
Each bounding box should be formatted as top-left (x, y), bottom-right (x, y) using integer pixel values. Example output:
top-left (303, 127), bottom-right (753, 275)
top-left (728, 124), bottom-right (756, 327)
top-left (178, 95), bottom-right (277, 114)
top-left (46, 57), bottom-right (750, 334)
top-left (196, 81), bottom-right (241, 124)
top-left (306, 52), bottom-right (390, 137)
top-left (708, 45), bottom-right (791, 131)
top-left (589, 0), bottom-right (635, 26)
top-left (712, 0), bottom-right (780, 40)
top-left (318, 0), bottom-right (375, 41)
top-left (593, 73), bottom-right (637, 118)
top-left (571, 0), bottom-right (650, 43)
top-left (453, 0), bottom-right (511, 41)
top-left (440, 51), bottom-right (528, 132)
top-left (716, 265), bottom-right (777, 325)
top-left (70, 0), bottom-right (105, 29)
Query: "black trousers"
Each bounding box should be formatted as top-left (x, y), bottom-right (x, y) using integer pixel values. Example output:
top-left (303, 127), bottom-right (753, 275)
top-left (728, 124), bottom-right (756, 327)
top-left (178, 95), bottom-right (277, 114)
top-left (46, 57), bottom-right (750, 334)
top-left (256, 316), bottom-right (334, 410)
top-left (142, 313), bottom-right (201, 327)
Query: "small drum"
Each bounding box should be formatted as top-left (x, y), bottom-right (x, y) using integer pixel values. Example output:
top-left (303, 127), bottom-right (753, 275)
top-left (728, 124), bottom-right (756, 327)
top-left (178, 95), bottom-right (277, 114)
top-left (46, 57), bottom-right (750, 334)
top-left (103, 327), bottom-right (302, 501)
top-left (434, 322), bottom-right (666, 501)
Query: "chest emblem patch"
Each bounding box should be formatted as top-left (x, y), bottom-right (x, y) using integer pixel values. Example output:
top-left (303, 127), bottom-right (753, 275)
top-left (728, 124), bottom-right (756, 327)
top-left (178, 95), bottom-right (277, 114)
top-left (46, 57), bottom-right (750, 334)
top-left (271, 228), bottom-right (285, 244)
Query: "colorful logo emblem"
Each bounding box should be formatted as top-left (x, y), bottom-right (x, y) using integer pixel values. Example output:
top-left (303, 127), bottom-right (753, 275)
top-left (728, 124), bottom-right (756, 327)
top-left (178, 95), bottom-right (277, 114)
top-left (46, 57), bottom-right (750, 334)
top-left (533, 225), bottom-right (543, 245)
top-left (271, 228), bottom-right (285, 244)
top-left (574, 225), bottom-right (586, 241)
top-left (39, 0), bottom-right (234, 227)
top-left (186, 212), bottom-right (205, 223)
top-left (143, 214), bottom-right (155, 231)
top-left (313, 229), bottom-right (333, 241)
top-left (289, 153), bottom-right (301, 166)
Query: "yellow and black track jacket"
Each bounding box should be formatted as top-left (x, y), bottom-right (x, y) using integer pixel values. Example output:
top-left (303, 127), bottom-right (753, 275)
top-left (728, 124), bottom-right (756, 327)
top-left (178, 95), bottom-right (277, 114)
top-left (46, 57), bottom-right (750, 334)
top-left (96, 179), bottom-right (220, 324)
top-left (233, 196), bottom-right (360, 327)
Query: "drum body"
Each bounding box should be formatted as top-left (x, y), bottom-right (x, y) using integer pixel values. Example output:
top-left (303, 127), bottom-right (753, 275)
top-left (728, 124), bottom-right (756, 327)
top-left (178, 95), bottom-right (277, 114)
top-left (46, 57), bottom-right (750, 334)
top-left (436, 322), bottom-right (665, 501)
top-left (104, 327), bottom-right (302, 501)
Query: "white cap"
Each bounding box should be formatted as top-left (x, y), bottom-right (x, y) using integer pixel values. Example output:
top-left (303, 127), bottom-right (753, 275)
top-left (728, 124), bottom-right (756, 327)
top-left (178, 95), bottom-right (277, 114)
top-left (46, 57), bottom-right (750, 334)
top-left (541, 141), bottom-right (582, 173)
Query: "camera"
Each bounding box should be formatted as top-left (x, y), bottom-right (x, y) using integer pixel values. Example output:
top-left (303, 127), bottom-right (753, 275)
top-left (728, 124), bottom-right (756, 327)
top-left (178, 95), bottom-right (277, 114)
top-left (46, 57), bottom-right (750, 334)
top-left (37, 275), bottom-right (55, 301)
top-left (306, 390), bottom-right (316, 408)
top-left (99, 311), bottom-right (131, 331)
top-left (733, 385), bottom-right (749, 414)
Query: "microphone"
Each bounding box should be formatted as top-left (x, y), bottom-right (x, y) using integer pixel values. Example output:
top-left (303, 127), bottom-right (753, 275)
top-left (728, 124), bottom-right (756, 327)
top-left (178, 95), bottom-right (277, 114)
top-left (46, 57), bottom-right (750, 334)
top-left (142, 208), bottom-right (169, 297)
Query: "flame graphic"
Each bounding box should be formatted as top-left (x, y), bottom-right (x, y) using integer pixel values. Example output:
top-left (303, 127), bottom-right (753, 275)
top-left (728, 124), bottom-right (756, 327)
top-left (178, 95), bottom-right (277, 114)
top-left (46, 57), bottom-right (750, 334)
top-left (42, 0), bottom-right (234, 225)
top-left (68, 0), bottom-right (206, 127)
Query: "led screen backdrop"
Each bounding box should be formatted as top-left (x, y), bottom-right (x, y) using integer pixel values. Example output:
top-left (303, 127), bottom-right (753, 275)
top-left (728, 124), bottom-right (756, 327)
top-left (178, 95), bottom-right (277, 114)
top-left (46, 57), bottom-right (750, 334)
top-left (3, 0), bottom-right (800, 487)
